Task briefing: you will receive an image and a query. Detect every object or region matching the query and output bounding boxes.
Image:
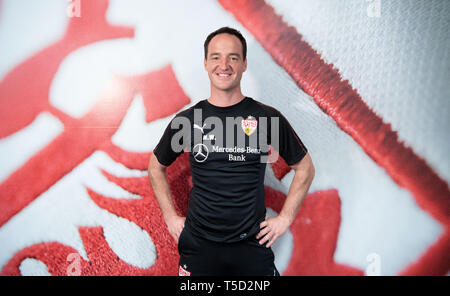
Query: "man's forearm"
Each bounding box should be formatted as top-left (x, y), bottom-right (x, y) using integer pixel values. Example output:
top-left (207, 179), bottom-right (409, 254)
top-left (148, 156), bottom-right (178, 221)
top-left (279, 155), bottom-right (315, 224)
top-left (257, 154), bottom-right (315, 247)
top-left (148, 155), bottom-right (186, 241)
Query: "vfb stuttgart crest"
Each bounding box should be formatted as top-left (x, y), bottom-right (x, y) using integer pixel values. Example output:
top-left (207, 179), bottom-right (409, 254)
top-left (241, 115), bottom-right (257, 136)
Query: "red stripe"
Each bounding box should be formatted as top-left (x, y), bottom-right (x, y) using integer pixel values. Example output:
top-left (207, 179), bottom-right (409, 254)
top-left (218, 0), bottom-right (450, 275)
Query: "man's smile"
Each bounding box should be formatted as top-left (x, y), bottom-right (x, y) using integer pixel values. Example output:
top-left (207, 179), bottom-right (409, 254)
top-left (215, 72), bottom-right (233, 80)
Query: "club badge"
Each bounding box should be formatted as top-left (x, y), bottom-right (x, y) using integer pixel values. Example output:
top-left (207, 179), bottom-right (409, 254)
top-left (179, 264), bottom-right (191, 276)
top-left (241, 115), bottom-right (257, 136)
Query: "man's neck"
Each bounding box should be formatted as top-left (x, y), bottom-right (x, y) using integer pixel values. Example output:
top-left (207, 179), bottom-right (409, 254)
top-left (207, 87), bottom-right (245, 107)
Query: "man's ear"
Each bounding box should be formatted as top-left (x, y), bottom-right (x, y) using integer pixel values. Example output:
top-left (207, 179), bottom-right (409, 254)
top-left (243, 58), bottom-right (247, 72)
top-left (204, 58), bottom-right (207, 70)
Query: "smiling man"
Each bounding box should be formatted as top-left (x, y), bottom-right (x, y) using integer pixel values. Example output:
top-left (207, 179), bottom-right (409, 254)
top-left (148, 27), bottom-right (315, 276)
top-left (204, 30), bottom-right (247, 100)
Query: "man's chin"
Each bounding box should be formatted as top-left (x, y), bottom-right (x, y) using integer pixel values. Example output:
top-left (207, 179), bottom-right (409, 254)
top-left (212, 81), bottom-right (238, 92)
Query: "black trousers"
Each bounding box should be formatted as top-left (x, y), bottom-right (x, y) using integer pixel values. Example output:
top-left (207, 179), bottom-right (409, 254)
top-left (178, 227), bottom-right (280, 276)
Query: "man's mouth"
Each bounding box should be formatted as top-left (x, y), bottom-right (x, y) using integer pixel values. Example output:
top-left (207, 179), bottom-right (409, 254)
top-left (216, 73), bottom-right (232, 79)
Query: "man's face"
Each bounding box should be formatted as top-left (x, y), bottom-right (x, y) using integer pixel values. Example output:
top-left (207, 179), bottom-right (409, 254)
top-left (204, 33), bottom-right (247, 92)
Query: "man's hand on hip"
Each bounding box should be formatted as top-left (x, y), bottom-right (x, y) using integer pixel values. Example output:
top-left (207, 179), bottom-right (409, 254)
top-left (256, 215), bottom-right (290, 248)
top-left (165, 215), bottom-right (186, 243)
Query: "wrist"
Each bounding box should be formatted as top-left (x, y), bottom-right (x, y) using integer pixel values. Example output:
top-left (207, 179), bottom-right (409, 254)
top-left (278, 212), bottom-right (294, 226)
top-left (163, 212), bottom-right (180, 223)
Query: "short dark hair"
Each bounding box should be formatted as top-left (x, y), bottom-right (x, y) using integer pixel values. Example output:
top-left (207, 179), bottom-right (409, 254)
top-left (204, 27), bottom-right (247, 61)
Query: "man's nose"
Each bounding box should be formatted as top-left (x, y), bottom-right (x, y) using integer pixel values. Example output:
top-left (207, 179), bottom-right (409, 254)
top-left (219, 58), bottom-right (229, 69)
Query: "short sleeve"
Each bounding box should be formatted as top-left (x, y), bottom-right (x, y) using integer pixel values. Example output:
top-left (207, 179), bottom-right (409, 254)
top-left (153, 114), bottom-right (189, 167)
top-left (270, 109), bottom-right (308, 166)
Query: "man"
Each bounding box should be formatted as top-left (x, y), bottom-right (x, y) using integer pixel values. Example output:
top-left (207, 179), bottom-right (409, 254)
top-left (148, 27), bottom-right (315, 276)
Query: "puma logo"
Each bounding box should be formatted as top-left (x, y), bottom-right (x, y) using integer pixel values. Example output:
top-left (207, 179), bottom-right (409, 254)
top-left (193, 123), bottom-right (206, 134)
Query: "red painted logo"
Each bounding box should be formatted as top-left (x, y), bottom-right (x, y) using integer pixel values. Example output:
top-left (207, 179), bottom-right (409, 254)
top-left (1, 0), bottom-right (447, 277)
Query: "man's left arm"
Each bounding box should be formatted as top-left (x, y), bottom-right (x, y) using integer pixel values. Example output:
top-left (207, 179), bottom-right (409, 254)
top-left (257, 152), bottom-right (315, 248)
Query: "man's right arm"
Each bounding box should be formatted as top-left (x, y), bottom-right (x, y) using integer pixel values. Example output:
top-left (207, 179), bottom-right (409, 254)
top-left (148, 153), bottom-right (185, 243)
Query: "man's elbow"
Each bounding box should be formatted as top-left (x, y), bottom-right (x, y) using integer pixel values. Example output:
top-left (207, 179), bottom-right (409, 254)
top-left (148, 154), bottom-right (166, 180)
top-left (305, 154), bottom-right (315, 183)
top-left (292, 152), bottom-right (315, 183)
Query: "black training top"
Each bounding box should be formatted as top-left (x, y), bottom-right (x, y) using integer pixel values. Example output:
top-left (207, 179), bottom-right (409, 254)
top-left (153, 97), bottom-right (308, 243)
